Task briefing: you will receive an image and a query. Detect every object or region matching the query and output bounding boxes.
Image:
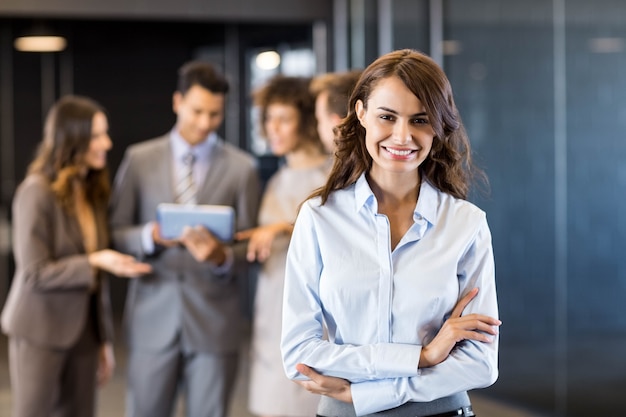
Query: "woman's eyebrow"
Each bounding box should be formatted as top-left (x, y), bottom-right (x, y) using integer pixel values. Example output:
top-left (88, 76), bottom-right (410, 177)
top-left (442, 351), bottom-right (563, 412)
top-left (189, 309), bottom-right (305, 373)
top-left (377, 106), bottom-right (428, 118)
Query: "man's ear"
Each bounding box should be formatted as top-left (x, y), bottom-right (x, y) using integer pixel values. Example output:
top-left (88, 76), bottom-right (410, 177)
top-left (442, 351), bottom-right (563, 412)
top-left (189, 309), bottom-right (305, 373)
top-left (172, 91), bottom-right (182, 114)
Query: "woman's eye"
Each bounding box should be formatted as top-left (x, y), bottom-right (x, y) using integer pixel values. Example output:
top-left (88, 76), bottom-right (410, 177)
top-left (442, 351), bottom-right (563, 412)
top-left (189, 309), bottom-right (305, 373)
top-left (380, 114), bottom-right (394, 121)
top-left (412, 118), bottom-right (429, 125)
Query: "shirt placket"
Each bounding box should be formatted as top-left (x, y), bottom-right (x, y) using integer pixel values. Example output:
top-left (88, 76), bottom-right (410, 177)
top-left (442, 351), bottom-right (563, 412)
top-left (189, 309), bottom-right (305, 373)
top-left (375, 213), bottom-right (393, 343)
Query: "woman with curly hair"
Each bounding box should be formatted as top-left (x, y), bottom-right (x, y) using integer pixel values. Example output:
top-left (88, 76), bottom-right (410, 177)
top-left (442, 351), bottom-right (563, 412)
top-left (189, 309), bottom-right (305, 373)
top-left (281, 50), bottom-right (500, 417)
top-left (1, 95), bottom-right (151, 417)
top-left (237, 75), bottom-right (329, 417)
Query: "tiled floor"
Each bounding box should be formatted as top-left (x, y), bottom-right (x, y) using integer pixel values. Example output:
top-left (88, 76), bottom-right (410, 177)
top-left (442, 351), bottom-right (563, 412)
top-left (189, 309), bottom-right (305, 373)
top-left (0, 324), bottom-right (548, 417)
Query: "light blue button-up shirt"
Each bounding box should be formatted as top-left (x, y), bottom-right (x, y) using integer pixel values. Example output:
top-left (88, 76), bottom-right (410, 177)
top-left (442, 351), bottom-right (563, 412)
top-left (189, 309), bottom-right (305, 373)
top-left (281, 173), bottom-right (499, 416)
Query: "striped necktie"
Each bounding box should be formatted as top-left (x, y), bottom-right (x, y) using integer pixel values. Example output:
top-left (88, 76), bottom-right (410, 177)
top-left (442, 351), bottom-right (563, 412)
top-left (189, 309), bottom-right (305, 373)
top-left (176, 152), bottom-right (197, 204)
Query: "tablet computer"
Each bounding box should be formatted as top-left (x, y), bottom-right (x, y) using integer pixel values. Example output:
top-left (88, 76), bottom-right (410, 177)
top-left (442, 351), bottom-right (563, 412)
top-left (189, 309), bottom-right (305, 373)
top-left (156, 203), bottom-right (236, 242)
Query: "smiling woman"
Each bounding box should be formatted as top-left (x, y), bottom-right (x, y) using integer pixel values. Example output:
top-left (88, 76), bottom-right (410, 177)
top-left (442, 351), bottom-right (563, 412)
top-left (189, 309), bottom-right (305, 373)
top-left (280, 49), bottom-right (499, 417)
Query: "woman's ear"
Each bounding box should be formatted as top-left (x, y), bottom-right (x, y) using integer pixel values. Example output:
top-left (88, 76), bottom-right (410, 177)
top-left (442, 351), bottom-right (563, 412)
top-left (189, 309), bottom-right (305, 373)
top-left (355, 100), bottom-right (365, 126)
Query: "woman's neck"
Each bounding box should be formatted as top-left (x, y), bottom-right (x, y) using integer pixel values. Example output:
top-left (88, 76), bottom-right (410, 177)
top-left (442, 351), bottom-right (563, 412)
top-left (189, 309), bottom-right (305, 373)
top-left (367, 168), bottom-right (421, 207)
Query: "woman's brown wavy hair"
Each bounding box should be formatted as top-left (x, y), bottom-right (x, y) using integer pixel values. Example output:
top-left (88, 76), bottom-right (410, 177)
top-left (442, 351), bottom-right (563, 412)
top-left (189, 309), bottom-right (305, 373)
top-left (27, 95), bottom-right (110, 211)
top-left (312, 49), bottom-right (487, 204)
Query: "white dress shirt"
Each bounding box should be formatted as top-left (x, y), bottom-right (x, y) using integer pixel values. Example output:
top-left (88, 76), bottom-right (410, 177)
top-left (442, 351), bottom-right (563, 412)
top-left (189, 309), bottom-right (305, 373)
top-left (169, 129), bottom-right (215, 191)
top-left (281, 173), bottom-right (499, 416)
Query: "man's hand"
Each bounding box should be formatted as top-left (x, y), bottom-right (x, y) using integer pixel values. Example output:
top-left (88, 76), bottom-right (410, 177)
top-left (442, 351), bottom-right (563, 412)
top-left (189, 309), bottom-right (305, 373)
top-left (294, 363), bottom-right (352, 403)
top-left (180, 225), bottom-right (226, 265)
top-left (152, 223), bottom-right (180, 248)
top-left (419, 288), bottom-right (501, 368)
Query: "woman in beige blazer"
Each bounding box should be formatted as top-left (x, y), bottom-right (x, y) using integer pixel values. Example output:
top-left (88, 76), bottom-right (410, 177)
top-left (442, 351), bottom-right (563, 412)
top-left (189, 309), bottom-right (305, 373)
top-left (1, 95), bottom-right (152, 417)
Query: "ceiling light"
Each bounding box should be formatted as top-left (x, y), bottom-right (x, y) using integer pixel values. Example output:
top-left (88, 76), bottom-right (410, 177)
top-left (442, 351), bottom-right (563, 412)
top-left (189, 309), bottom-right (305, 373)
top-left (255, 51), bottom-right (281, 70)
top-left (14, 21), bottom-right (67, 52)
top-left (14, 35), bottom-right (67, 52)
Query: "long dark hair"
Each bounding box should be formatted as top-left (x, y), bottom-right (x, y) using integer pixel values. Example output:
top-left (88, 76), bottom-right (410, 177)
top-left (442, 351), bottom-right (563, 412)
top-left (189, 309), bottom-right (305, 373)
top-left (312, 49), bottom-right (487, 204)
top-left (28, 95), bottom-right (111, 210)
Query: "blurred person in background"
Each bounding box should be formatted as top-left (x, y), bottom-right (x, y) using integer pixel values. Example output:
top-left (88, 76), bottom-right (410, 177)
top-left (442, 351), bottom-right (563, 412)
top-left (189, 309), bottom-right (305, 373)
top-left (109, 61), bottom-right (260, 417)
top-left (236, 75), bottom-right (328, 417)
top-left (310, 69), bottom-right (362, 154)
top-left (1, 95), bottom-right (151, 417)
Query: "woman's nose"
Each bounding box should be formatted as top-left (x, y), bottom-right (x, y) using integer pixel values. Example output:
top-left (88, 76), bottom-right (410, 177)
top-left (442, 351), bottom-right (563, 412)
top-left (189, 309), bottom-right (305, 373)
top-left (392, 122), bottom-right (411, 144)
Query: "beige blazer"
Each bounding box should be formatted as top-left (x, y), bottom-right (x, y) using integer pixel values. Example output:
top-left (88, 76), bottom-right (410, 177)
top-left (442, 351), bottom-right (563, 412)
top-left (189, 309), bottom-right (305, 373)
top-left (1, 174), bottom-right (114, 349)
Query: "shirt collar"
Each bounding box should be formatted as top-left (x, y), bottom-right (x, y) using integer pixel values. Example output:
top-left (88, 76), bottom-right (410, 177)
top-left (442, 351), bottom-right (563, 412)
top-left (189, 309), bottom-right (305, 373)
top-left (354, 172), bottom-right (377, 213)
top-left (170, 129), bottom-right (217, 163)
top-left (353, 172), bottom-right (440, 227)
top-left (415, 179), bottom-right (439, 226)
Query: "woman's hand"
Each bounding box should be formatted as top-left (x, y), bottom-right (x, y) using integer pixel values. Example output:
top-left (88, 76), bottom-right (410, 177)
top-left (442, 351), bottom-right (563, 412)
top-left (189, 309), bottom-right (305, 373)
top-left (88, 250), bottom-right (152, 278)
top-left (97, 342), bottom-right (115, 387)
top-left (419, 288), bottom-right (501, 368)
top-left (294, 363), bottom-right (352, 403)
top-left (235, 222), bottom-right (293, 262)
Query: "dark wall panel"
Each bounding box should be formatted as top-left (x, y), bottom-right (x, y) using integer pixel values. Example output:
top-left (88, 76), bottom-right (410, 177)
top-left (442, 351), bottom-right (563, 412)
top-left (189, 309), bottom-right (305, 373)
top-left (447, 23), bottom-right (557, 342)
top-left (565, 24), bottom-right (626, 332)
top-left (12, 52), bottom-right (43, 185)
top-left (441, 1), bottom-right (626, 415)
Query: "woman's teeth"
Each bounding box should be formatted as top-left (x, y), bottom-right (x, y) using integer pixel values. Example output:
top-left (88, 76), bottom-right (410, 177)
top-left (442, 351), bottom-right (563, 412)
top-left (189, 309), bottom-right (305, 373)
top-left (386, 148), bottom-right (413, 156)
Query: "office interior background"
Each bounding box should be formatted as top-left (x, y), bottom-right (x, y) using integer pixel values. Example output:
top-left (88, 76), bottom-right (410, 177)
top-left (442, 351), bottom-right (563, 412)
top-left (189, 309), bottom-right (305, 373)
top-left (1, 0), bottom-right (625, 416)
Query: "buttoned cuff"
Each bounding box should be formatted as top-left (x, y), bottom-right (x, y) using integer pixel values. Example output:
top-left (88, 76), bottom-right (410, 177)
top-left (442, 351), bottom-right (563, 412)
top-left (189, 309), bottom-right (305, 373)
top-left (373, 343), bottom-right (422, 378)
top-left (351, 379), bottom-right (403, 416)
top-left (141, 222), bottom-right (156, 255)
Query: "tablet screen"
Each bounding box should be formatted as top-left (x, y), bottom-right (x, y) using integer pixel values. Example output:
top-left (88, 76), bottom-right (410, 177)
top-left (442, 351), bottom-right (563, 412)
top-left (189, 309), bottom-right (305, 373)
top-left (156, 203), bottom-right (235, 242)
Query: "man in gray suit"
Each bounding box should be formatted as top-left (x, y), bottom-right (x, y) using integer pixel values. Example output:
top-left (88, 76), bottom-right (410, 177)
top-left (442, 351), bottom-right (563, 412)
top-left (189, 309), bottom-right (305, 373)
top-left (110, 61), bottom-right (260, 417)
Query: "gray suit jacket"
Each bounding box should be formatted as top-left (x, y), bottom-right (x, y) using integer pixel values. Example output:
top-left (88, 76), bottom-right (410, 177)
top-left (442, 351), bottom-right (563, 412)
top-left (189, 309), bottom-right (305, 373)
top-left (1, 174), bottom-right (113, 348)
top-left (109, 134), bottom-right (260, 353)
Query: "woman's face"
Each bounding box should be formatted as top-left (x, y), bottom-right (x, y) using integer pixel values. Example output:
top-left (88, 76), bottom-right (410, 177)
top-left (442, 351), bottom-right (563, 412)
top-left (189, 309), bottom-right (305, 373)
top-left (264, 102), bottom-right (301, 157)
top-left (85, 111), bottom-right (112, 170)
top-left (356, 76), bottom-right (435, 178)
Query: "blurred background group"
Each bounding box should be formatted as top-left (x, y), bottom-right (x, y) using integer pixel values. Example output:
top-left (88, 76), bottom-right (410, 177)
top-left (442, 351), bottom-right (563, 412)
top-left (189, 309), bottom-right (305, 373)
top-left (1, 1), bottom-right (626, 416)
